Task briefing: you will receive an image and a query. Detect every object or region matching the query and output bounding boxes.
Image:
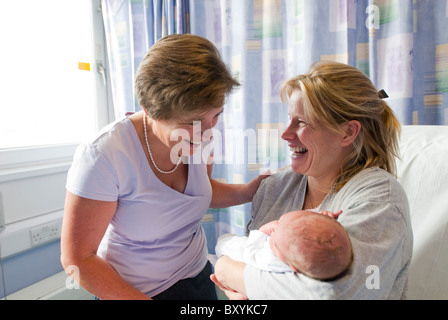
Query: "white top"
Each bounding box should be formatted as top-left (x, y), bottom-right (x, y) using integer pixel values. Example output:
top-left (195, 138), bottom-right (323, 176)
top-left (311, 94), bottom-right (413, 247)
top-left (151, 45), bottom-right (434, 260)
top-left (215, 230), bottom-right (293, 273)
top-left (245, 167), bottom-right (413, 299)
top-left (66, 117), bottom-right (212, 297)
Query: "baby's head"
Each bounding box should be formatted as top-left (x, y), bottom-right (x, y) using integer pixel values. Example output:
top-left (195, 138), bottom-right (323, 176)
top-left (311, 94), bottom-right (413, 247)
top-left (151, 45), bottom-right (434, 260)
top-left (269, 210), bottom-right (353, 281)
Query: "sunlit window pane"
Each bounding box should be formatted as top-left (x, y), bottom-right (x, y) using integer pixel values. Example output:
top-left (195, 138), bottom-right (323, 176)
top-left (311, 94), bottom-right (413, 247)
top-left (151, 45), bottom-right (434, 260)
top-left (0, 0), bottom-right (96, 149)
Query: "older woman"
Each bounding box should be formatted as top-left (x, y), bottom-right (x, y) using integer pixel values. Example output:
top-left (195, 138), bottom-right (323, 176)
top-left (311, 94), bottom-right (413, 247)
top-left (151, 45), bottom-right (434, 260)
top-left (61, 34), bottom-right (265, 300)
top-left (212, 61), bottom-right (413, 299)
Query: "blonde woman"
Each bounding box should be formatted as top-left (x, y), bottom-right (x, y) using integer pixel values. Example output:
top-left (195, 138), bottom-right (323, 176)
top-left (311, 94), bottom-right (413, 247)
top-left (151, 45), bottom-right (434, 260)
top-left (61, 34), bottom-right (265, 300)
top-left (212, 61), bottom-right (413, 300)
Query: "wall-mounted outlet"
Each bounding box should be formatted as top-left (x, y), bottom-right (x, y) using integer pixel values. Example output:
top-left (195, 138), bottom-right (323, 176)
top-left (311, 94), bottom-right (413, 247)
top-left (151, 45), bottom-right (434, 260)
top-left (0, 192), bottom-right (4, 231)
top-left (30, 221), bottom-right (60, 247)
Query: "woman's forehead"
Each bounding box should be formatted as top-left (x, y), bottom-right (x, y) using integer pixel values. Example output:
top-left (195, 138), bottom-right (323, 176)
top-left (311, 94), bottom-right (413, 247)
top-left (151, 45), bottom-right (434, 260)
top-left (180, 106), bottom-right (224, 121)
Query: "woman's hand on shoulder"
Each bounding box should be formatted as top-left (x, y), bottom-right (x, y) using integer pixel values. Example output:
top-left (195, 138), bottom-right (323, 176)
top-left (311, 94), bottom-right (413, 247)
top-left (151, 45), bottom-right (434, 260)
top-left (209, 171), bottom-right (270, 208)
top-left (242, 170), bottom-right (271, 202)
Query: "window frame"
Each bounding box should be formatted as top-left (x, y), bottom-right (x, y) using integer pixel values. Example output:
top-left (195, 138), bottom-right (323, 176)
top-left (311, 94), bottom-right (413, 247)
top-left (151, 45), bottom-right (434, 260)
top-left (0, 0), bottom-right (114, 175)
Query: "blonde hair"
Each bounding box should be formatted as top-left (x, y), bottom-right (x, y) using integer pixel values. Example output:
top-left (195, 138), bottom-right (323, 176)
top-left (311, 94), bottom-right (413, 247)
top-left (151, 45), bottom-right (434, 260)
top-left (281, 61), bottom-right (401, 192)
top-left (135, 34), bottom-right (240, 120)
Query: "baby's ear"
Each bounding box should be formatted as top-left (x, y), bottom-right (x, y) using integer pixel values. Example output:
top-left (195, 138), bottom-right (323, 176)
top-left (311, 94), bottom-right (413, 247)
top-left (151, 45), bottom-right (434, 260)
top-left (259, 220), bottom-right (278, 235)
top-left (289, 264), bottom-right (299, 273)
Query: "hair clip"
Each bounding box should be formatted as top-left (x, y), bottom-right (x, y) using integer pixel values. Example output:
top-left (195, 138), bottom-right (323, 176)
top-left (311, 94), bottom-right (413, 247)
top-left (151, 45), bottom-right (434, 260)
top-left (378, 89), bottom-right (389, 99)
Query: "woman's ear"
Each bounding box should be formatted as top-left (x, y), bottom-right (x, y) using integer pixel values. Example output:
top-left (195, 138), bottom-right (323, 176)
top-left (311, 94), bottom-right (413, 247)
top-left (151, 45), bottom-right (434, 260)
top-left (341, 120), bottom-right (361, 147)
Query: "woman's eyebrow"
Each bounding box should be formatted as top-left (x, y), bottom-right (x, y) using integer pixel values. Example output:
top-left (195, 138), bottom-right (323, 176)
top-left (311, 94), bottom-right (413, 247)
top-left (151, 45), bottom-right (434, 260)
top-left (184, 108), bottom-right (224, 122)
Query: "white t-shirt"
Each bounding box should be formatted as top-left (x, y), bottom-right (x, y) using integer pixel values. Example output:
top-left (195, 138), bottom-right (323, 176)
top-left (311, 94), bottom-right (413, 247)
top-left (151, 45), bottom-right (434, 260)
top-left (66, 116), bottom-right (212, 297)
top-left (215, 230), bottom-right (293, 272)
top-left (245, 167), bottom-right (413, 299)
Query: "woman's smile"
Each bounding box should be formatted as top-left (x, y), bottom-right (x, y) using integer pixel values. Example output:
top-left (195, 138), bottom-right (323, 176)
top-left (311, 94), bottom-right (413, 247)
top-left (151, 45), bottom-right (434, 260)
top-left (185, 139), bottom-right (202, 146)
top-left (290, 146), bottom-right (308, 159)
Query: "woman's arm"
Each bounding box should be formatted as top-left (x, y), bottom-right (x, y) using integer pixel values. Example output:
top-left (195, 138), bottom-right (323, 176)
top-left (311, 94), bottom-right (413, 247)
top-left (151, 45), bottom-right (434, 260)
top-left (212, 256), bottom-right (248, 299)
top-left (60, 191), bottom-right (150, 300)
top-left (207, 163), bottom-right (269, 208)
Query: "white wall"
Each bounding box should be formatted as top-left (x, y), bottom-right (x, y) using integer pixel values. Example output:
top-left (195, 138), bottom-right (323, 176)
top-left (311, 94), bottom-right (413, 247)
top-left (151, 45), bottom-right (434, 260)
top-left (0, 0), bottom-right (112, 298)
top-left (0, 145), bottom-right (75, 297)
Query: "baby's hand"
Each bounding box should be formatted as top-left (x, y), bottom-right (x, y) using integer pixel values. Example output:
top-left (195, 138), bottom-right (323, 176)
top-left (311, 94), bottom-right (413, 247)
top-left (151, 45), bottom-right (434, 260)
top-left (258, 220), bottom-right (278, 235)
top-left (319, 210), bottom-right (343, 219)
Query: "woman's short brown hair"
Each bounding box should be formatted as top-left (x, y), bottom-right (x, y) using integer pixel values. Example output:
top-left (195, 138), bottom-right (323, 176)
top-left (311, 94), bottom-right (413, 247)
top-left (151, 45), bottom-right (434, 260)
top-left (281, 61), bottom-right (401, 192)
top-left (135, 34), bottom-right (240, 120)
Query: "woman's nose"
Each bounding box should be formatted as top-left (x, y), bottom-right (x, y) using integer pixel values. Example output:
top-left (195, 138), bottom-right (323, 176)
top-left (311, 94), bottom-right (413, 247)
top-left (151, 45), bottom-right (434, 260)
top-left (192, 121), bottom-right (215, 142)
top-left (281, 124), bottom-right (295, 141)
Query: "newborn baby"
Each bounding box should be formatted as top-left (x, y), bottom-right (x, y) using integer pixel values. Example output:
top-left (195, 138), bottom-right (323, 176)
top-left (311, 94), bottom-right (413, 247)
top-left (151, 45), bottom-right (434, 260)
top-left (214, 210), bottom-right (353, 281)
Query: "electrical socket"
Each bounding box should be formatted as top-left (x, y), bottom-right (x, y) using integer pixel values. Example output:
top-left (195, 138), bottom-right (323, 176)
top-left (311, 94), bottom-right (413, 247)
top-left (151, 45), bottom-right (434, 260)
top-left (30, 221), bottom-right (60, 247)
top-left (0, 192), bottom-right (4, 231)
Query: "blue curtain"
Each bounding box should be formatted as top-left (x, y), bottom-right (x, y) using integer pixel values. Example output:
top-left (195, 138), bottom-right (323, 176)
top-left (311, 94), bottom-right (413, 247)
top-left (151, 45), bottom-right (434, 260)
top-left (102, 0), bottom-right (448, 253)
top-left (102, 0), bottom-right (190, 119)
top-left (190, 0), bottom-right (448, 253)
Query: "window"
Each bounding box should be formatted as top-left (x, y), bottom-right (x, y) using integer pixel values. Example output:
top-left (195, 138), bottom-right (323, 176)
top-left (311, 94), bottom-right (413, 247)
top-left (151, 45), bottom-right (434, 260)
top-left (0, 0), bottom-right (108, 150)
top-left (0, 0), bottom-right (111, 262)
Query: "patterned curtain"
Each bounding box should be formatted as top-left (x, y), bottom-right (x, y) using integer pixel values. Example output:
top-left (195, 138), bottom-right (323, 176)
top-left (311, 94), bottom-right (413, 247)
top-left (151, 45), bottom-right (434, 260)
top-left (102, 0), bottom-right (190, 119)
top-left (102, 0), bottom-right (448, 253)
top-left (190, 0), bottom-right (448, 253)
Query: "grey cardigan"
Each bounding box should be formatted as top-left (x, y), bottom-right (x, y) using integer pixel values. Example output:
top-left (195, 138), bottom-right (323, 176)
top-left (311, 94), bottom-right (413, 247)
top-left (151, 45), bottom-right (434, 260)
top-left (245, 166), bottom-right (413, 299)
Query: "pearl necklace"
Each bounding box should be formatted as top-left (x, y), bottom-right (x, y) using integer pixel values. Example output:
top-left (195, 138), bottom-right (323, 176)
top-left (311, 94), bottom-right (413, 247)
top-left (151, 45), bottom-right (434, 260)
top-left (143, 115), bottom-right (182, 174)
